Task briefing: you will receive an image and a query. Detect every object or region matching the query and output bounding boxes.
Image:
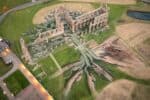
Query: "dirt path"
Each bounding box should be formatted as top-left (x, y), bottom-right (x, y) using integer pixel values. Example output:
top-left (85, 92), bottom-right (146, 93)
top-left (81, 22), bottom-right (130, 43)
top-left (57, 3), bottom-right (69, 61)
top-left (96, 79), bottom-right (150, 100)
top-left (93, 35), bottom-right (150, 80)
top-left (60, 0), bottom-right (136, 5)
top-left (116, 22), bottom-right (150, 72)
top-left (33, 3), bottom-right (94, 24)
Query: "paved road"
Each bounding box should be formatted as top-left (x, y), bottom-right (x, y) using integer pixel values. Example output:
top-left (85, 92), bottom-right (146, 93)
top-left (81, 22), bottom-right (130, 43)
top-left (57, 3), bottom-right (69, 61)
top-left (0, 0), bottom-right (49, 23)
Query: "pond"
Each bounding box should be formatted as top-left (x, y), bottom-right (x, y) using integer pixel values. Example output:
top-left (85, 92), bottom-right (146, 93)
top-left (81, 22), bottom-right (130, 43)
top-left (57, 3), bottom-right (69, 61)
top-left (127, 10), bottom-right (150, 21)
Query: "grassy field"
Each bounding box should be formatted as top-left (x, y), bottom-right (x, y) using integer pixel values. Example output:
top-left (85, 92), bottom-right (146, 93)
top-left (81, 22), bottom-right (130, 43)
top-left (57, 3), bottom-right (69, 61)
top-left (0, 61), bottom-right (11, 77)
top-left (4, 70), bottom-right (29, 95)
top-left (0, 88), bottom-right (8, 100)
top-left (0, 0), bottom-right (149, 100)
top-left (0, 0), bottom-right (30, 13)
top-left (32, 45), bottom-right (80, 100)
top-left (39, 54), bottom-right (150, 100)
top-left (33, 45), bottom-right (150, 100)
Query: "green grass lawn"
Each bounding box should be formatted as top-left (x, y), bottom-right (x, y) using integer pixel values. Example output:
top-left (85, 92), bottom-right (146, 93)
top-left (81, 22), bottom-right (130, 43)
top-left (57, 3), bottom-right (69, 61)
top-left (0, 1), bottom-right (149, 100)
top-left (0, 88), bottom-right (8, 100)
top-left (39, 52), bottom-right (150, 100)
top-left (4, 70), bottom-right (29, 95)
top-left (0, 0), bottom-right (30, 13)
top-left (35, 45), bottom-right (150, 100)
top-left (34, 45), bottom-right (80, 100)
top-left (0, 60), bottom-right (11, 77)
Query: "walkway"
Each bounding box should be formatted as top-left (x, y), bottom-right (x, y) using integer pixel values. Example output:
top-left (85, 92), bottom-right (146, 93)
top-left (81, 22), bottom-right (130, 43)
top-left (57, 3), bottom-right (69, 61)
top-left (9, 48), bottom-right (53, 100)
top-left (0, 0), bottom-right (49, 23)
top-left (49, 53), bottom-right (62, 71)
top-left (0, 48), bottom-right (53, 100)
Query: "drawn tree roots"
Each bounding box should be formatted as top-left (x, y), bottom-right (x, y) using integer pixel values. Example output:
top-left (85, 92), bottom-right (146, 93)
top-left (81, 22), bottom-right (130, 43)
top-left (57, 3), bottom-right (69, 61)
top-left (49, 34), bottom-right (113, 98)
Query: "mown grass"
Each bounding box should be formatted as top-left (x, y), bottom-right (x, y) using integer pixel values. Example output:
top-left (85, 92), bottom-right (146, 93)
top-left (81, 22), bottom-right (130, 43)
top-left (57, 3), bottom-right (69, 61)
top-left (4, 70), bottom-right (29, 95)
top-left (0, 0), bottom-right (30, 13)
top-left (0, 87), bottom-right (8, 100)
top-left (38, 45), bottom-right (80, 100)
top-left (0, 60), bottom-right (11, 76)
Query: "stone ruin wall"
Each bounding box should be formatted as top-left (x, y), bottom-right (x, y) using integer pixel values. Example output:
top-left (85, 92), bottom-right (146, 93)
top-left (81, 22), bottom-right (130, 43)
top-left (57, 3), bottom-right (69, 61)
top-left (34, 4), bottom-right (109, 44)
top-left (20, 5), bottom-right (109, 64)
top-left (71, 5), bottom-right (109, 33)
top-left (20, 38), bottom-right (33, 64)
top-left (34, 8), bottom-right (65, 44)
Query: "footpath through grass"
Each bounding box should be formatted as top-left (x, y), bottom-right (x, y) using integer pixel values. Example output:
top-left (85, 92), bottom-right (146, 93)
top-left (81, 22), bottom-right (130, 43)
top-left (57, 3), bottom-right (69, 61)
top-left (4, 70), bottom-right (29, 96)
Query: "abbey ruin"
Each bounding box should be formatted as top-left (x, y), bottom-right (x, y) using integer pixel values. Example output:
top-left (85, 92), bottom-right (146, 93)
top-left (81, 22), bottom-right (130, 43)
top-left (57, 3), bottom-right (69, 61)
top-left (20, 4), bottom-right (109, 63)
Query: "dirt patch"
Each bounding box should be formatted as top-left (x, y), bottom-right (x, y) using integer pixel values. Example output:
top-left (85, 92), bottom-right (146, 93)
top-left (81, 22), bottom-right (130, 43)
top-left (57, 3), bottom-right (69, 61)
top-left (96, 79), bottom-right (150, 100)
top-left (116, 23), bottom-right (150, 65)
top-left (93, 36), bottom-right (150, 79)
top-left (60, 0), bottom-right (136, 5)
top-left (116, 23), bottom-right (150, 47)
top-left (33, 3), bottom-right (94, 24)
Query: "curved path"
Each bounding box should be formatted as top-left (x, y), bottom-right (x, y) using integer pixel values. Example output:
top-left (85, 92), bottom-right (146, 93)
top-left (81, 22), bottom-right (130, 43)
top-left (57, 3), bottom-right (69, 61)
top-left (0, 0), bottom-right (49, 23)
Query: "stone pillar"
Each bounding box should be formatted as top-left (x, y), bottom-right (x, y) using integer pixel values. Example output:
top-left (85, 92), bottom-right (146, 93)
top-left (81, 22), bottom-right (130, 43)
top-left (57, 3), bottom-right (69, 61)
top-left (32, 0), bottom-right (36, 2)
top-left (72, 22), bottom-right (75, 33)
top-left (20, 38), bottom-right (33, 65)
top-left (89, 23), bottom-right (92, 33)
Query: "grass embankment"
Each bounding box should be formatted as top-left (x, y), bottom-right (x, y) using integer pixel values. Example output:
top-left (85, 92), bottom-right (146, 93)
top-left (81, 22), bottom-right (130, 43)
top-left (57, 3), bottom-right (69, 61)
top-left (4, 70), bottom-right (29, 95)
top-left (0, 87), bottom-right (8, 100)
top-left (0, 0), bottom-right (30, 14)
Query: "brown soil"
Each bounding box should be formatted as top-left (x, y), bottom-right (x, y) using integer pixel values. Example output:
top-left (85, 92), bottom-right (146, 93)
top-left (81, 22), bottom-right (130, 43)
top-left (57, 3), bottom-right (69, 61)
top-left (92, 36), bottom-right (150, 80)
top-left (33, 3), bottom-right (94, 24)
top-left (115, 23), bottom-right (150, 79)
top-left (116, 23), bottom-right (150, 47)
top-left (60, 0), bottom-right (136, 5)
top-left (96, 79), bottom-right (150, 100)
